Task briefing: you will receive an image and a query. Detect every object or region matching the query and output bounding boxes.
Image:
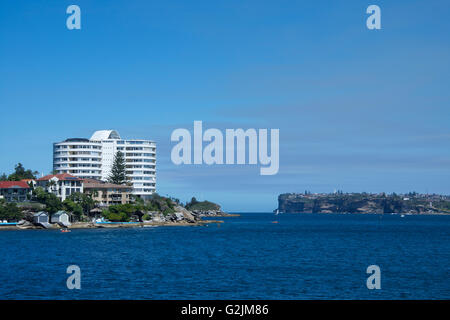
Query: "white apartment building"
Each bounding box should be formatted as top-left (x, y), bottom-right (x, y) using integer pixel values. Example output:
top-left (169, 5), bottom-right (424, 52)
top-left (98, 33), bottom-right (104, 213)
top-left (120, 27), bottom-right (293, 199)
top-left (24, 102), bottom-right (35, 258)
top-left (53, 130), bottom-right (156, 199)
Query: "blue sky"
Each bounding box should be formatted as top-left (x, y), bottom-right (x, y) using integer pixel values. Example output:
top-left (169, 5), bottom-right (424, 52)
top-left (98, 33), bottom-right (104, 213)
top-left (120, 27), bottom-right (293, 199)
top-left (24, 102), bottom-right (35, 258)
top-left (1, 0), bottom-right (449, 212)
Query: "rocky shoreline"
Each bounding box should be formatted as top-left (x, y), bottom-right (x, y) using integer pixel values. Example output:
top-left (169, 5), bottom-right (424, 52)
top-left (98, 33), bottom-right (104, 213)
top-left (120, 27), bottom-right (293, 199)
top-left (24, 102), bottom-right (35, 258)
top-left (190, 209), bottom-right (240, 218)
top-left (0, 206), bottom-right (237, 231)
top-left (0, 220), bottom-right (223, 231)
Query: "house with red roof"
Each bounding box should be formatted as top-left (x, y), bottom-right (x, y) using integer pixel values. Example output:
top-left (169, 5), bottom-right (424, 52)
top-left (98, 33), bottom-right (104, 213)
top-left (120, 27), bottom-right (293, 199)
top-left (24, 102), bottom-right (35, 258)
top-left (36, 174), bottom-right (83, 201)
top-left (0, 181), bottom-right (31, 202)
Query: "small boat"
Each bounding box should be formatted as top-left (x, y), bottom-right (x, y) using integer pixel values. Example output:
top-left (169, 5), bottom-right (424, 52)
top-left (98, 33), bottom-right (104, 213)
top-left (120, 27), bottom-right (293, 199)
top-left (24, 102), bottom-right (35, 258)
top-left (400, 214), bottom-right (405, 218)
top-left (61, 229), bottom-right (71, 233)
top-left (271, 221), bottom-right (279, 224)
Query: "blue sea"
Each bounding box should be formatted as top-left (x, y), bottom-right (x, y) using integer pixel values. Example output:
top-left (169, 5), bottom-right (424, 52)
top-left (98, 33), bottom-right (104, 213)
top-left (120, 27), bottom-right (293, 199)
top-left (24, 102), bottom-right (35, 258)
top-left (0, 213), bottom-right (449, 299)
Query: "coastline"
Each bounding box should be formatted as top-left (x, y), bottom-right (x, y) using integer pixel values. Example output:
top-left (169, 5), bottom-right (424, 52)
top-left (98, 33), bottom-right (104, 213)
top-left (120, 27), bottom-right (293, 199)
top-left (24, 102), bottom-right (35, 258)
top-left (0, 219), bottom-right (225, 231)
top-left (0, 211), bottom-right (238, 231)
top-left (4, 211), bottom-right (450, 231)
top-left (276, 211), bottom-right (450, 216)
top-left (277, 192), bottom-right (450, 215)
top-left (0, 201), bottom-right (240, 231)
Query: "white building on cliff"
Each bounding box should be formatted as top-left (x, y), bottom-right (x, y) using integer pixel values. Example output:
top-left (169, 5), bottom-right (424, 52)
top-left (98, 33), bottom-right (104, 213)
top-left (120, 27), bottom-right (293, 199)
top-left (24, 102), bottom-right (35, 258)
top-left (53, 130), bottom-right (156, 199)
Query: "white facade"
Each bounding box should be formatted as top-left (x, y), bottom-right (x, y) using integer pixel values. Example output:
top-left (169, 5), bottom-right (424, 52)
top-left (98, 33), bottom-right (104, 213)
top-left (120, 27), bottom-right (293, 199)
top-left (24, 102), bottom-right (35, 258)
top-left (51, 211), bottom-right (71, 225)
top-left (36, 174), bottom-right (84, 201)
top-left (53, 138), bottom-right (103, 180)
top-left (33, 212), bottom-right (49, 224)
top-left (53, 130), bottom-right (156, 198)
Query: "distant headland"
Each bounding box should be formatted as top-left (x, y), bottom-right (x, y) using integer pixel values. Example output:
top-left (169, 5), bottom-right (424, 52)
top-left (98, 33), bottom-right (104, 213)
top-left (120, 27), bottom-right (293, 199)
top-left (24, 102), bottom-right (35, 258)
top-left (276, 192), bottom-right (450, 215)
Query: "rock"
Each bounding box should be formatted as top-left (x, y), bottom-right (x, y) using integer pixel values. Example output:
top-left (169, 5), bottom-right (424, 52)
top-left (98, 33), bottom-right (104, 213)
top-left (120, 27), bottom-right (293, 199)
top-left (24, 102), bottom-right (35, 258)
top-left (174, 212), bottom-right (184, 221)
top-left (191, 209), bottom-right (230, 217)
top-left (151, 214), bottom-right (166, 223)
top-left (277, 192), bottom-right (450, 214)
top-left (16, 220), bottom-right (34, 229)
top-left (174, 206), bottom-right (197, 222)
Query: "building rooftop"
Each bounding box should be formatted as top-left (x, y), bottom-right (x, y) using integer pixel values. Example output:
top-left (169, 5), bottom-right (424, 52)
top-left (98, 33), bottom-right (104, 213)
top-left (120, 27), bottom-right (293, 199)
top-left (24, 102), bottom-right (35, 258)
top-left (90, 130), bottom-right (121, 141)
top-left (81, 178), bottom-right (104, 184)
top-left (37, 174), bottom-right (82, 181)
top-left (33, 212), bottom-right (48, 216)
top-left (84, 181), bottom-right (132, 190)
top-left (53, 211), bottom-right (69, 217)
top-left (0, 181), bottom-right (30, 189)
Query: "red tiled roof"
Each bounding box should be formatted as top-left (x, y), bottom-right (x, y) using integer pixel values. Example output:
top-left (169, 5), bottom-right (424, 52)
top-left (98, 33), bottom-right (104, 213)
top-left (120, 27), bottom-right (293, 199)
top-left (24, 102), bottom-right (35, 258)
top-left (82, 178), bottom-right (104, 184)
top-left (84, 182), bottom-right (132, 190)
top-left (0, 181), bottom-right (31, 189)
top-left (37, 174), bottom-right (81, 181)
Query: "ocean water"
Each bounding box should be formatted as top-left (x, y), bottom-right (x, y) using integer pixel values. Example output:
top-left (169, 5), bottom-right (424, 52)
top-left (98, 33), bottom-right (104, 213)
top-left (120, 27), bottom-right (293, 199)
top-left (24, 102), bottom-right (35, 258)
top-left (0, 213), bottom-right (449, 299)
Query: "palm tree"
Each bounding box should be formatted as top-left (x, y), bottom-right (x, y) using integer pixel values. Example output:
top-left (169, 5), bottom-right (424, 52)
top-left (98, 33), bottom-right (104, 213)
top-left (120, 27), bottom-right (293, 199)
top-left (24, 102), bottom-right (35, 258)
top-left (47, 180), bottom-right (57, 194)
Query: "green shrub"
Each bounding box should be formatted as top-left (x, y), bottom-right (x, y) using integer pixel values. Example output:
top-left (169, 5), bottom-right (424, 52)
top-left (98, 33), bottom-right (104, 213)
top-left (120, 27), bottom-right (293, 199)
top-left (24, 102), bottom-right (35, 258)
top-left (102, 209), bottom-right (129, 222)
top-left (33, 187), bottom-right (62, 214)
top-left (162, 207), bottom-right (175, 215)
top-left (63, 199), bottom-right (83, 218)
top-left (186, 200), bottom-right (220, 211)
top-left (0, 202), bottom-right (24, 221)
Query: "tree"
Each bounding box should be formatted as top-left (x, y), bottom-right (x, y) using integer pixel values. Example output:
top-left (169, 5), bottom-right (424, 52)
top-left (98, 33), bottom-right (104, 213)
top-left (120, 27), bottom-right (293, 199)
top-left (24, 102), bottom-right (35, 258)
top-left (47, 180), bottom-right (57, 191)
top-left (102, 204), bottom-right (136, 222)
top-left (33, 187), bottom-right (62, 214)
top-left (0, 201), bottom-right (24, 221)
top-left (102, 209), bottom-right (129, 222)
top-left (7, 163), bottom-right (38, 181)
top-left (108, 151), bottom-right (128, 185)
top-left (63, 199), bottom-right (83, 218)
top-left (67, 192), bottom-right (96, 215)
top-left (185, 199), bottom-right (219, 211)
top-left (187, 197), bottom-right (198, 207)
top-left (144, 195), bottom-right (175, 214)
top-left (170, 197), bottom-right (180, 205)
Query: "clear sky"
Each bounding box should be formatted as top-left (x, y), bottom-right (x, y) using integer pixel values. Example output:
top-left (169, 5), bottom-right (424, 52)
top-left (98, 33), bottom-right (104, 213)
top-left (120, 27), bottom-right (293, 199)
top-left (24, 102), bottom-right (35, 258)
top-left (1, 1), bottom-right (449, 212)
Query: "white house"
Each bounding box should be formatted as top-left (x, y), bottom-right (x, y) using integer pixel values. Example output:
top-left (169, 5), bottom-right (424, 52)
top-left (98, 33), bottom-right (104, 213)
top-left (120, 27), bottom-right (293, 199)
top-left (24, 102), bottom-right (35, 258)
top-left (33, 212), bottom-right (49, 224)
top-left (51, 211), bottom-right (71, 226)
top-left (36, 173), bottom-right (83, 201)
